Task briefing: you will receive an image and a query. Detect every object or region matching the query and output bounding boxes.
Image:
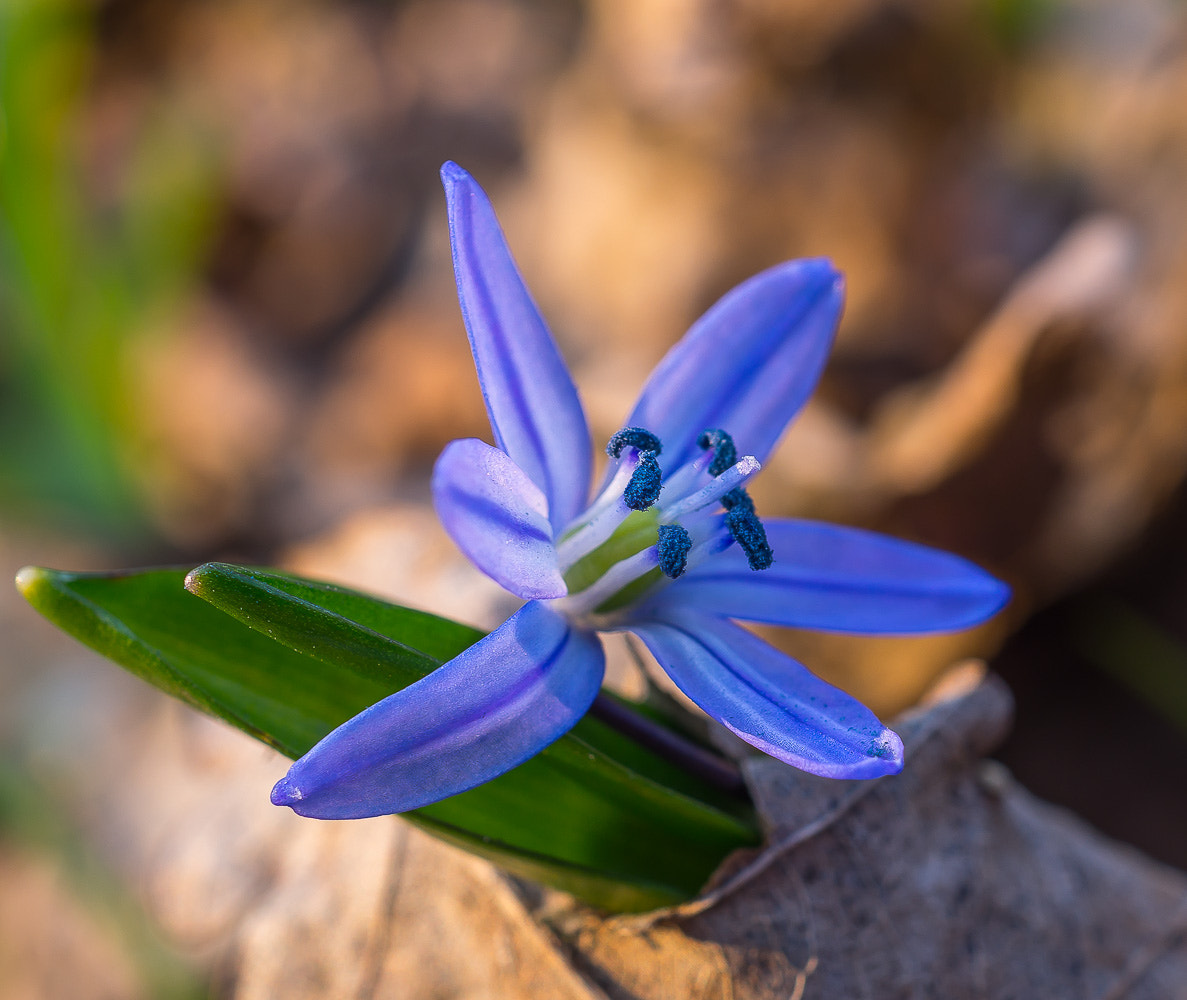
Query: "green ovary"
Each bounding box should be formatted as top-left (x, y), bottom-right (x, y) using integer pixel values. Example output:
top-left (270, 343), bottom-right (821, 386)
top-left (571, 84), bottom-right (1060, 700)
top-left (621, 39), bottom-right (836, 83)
top-left (562, 509), bottom-right (660, 597)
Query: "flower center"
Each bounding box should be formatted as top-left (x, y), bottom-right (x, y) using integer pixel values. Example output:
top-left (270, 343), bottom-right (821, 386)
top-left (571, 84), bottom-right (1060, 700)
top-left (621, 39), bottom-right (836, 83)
top-left (551, 427), bottom-right (772, 622)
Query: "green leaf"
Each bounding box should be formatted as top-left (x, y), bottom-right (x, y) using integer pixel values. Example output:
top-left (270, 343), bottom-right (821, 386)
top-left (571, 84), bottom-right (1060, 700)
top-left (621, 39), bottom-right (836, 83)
top-left (17, 564), bottom-right (760, 912)
top-left (15, 565), bottom-right (387, 757)
top-left (183, 563), bottom-right (484, 676)
top-left (187, 563), bottom-right (751, 812)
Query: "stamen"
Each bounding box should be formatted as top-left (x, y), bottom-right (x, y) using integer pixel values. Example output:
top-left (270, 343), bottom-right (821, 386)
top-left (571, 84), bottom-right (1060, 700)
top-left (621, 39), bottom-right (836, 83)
top-left (656, 524), bottom-right (692, 578)
top-left (726, 508), bottom-right (774, 570)
top-left (555, 424), bottom-right (776, 618)
top-left (624, 451), bottom-right (662, 510)
top-left (683, 522), bottom-right (734, 571)
top-left (555, 497), bottom-right (632, 569)
top-left (660, 457), bottom-right (760, 523)
top-left (573, 448), bottom-right (640, 530)
top-left (559, 547), bottom-right (659, 617)
top-left (607, 427), bottom-right (662, 459)
top-left (557, 444), bottom-right (648, 567)
top-left (721, 486), bottom-right (755, 514)
top-left (698, 429), bottom-right (736, 476)
top-left (654, 447), bottom-right (713, 500)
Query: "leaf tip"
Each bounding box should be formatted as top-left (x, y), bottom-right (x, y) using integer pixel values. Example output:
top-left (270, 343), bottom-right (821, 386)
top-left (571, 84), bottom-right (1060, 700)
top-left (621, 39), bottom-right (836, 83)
top-left (182, 566), bottom-right (203, 594)
top-left (15, 565), bottom-right (53, 606)
top-left (182, 562), bottom-right (223, 598)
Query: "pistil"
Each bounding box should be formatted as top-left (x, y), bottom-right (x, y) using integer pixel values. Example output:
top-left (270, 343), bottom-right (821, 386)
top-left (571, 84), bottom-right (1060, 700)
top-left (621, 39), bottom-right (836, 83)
top-left (559, 546), bottom-right (660, 617)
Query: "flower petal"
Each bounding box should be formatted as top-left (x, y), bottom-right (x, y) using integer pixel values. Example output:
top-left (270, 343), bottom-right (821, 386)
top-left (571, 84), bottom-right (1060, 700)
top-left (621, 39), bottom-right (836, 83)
top-left (271, 602), bottom-right (605, 817)
top-left (442, 161), bottom-right (592, 531)
top-left (432, 438), bottom-right (567, 600)
top-left (630, 610), bottom-right (902, 779)
top-left (657, 519), bottom-right (1010, 633)
top-left (625, 258), bottom-right (842, 471)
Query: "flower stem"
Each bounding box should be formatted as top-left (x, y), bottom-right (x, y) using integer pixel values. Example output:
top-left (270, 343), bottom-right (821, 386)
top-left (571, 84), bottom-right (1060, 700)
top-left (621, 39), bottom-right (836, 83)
top-left (588, 693), bottom-right (748, 796)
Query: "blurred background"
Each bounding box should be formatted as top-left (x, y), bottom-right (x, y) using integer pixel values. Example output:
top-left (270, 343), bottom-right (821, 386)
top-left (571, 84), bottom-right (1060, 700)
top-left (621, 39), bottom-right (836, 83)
top-left (4, 0), bottom-right (1187, 994)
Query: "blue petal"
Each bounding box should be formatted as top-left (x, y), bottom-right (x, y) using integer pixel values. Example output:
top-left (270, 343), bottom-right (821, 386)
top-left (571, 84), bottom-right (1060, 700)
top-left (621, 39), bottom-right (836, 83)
top-left (630, 609), bottom-right (902, 779)
top-left (656, 519), bottom-right (1010, 634)
top-left (625, 258), bottom-right (842, 471)
top-left (432, 438), bottom-right (567, 600)
top-left (442, 162), bottom-right (592, 532)
top-left (272, 602), bottom-right (605, 817)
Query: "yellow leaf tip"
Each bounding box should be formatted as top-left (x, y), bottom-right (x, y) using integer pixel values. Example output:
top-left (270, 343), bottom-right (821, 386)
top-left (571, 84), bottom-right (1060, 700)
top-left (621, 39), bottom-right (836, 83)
top-left (14, 565), bottom-right (43, 598)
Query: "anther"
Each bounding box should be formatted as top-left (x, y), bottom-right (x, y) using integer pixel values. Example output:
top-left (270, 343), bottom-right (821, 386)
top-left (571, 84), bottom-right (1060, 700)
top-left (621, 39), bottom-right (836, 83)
top-left (656, 524), bottom-right (693, 578)
top-left (623, 451), bottom-right (662, 510)
top-left (607, 427), bottom-right (662, 459)
top-left (720, 487), bottom-right (755, 514)
top-left (697, 429), bottom-right (736, 477)
top-left (726, 508), bottom-right (773, 570)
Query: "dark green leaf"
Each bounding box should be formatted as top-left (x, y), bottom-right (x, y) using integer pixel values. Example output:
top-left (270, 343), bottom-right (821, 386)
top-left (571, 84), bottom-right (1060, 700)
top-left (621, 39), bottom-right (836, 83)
top-left (18, 564), bottom-right (760, 912)
top-left (15, 565), bottom-right (388, 757)
top-left (184, 562), bottom-right (484, 674)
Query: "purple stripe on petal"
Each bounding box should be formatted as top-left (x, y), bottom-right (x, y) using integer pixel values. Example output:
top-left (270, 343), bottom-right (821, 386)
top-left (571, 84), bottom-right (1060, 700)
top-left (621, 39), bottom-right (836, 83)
top-left (659, 519), bottom-right (1010, 634)
top-left (442, 162), bottom-right (592, 531)
top-left (630, 609), bottom-right (902, 779)
top-left (625, 258), bottom-right (843, 471)
top-left (433, 438), bottom-right (567, 599)
top-left (272, 601), bottom-right (605, 817)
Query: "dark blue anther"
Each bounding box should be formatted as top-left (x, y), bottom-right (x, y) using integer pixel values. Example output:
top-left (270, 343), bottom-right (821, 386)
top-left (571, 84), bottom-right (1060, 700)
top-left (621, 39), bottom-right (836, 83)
top-left (607, 427), bottom-right (663, 459)
top-left (657, 524), bottom-right (693, 578)
top-left (721, 487), bottom-right (755, 514)
top-left (726, 508), bottom-right (773, 571)
top-left (624, 451), bottom-right (662, 510)
top-left (697, 429), bottom-right (736, 477)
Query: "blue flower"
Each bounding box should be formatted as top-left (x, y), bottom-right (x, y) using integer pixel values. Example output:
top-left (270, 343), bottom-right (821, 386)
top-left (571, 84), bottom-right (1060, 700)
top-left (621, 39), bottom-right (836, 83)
top-left (270, 162), bottom-right (1010, 819)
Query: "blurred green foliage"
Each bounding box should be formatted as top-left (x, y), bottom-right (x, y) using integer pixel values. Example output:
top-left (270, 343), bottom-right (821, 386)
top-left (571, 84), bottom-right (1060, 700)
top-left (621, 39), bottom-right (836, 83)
top-left (0, 0), bottom-right (217, 539)
top-left (981, 0), bottom-right (1056, 51)
top-left (1072, 599), bottom-right (1187, 740)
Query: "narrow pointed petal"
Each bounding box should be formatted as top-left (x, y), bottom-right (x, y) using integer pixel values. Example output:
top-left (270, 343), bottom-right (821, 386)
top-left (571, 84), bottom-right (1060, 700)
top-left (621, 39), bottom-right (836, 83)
top-left (442, 162), bottom-right (592, 531)
top-left (625, 258), bottom-right (842, 471)
top-left (272, 602), bottom-right (605, 817)
top-left (656, 519), bottom-right (1010, 634)
top-left (631, 610), bottom-right (902, 779)
top-left (432, 438), bottom-right (567, 600)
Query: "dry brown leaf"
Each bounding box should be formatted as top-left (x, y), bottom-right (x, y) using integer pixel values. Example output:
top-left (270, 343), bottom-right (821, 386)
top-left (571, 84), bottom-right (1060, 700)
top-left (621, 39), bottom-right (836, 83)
top-left (552, 664), bottom-right (1187, 999)
top-left (59, 657), bottom-right (1187, 999)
